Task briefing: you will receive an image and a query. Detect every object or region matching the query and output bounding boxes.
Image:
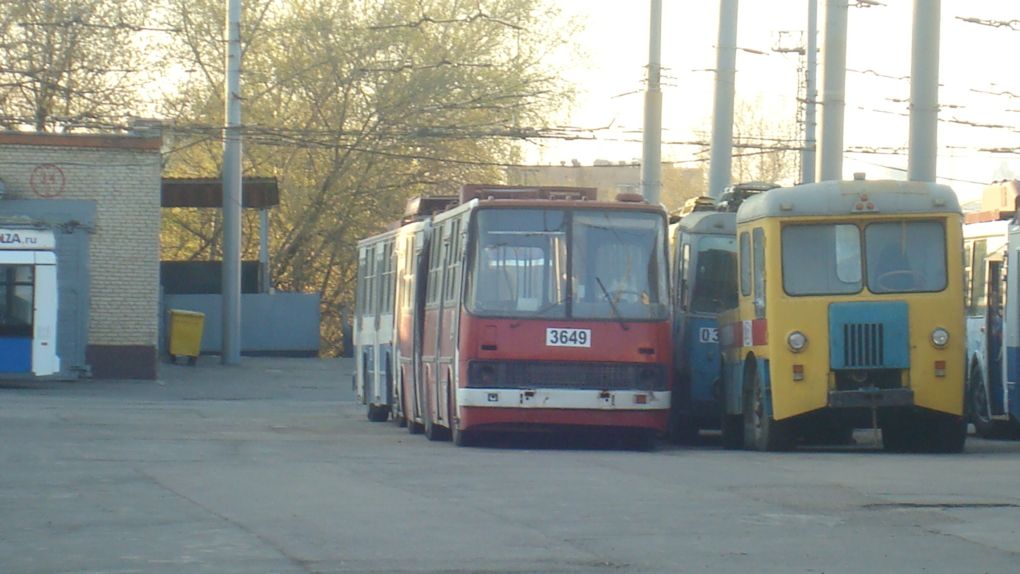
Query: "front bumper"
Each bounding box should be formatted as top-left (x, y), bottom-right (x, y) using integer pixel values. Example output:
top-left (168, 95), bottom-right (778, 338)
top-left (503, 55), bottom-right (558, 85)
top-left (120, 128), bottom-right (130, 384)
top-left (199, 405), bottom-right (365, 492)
top-left (828, 388), bottom-right (914, 409)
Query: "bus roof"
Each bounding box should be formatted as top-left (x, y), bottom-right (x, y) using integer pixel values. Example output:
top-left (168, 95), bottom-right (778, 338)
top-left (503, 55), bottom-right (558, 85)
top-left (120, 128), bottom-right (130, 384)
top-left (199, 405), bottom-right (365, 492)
top-left (673, 210), bottom-right (736, 235)
top-left (963, 217), bottom-right (1011, 240)
top-left (736, 179), bottom-right (961, 223)
top-left (431, 197), bottom-right (667, 223)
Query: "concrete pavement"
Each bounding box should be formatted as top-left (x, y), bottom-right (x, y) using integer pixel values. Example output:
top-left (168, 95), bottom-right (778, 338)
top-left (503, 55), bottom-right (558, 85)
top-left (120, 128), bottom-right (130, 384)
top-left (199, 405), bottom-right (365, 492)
top-left (2, 357), bottom-right (1019, 573)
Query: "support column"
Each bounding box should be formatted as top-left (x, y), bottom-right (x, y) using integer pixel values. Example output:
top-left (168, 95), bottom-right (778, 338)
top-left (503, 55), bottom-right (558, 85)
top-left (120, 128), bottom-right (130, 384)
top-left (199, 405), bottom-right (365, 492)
top-left (908, 0), bottom-right (941, 182)
top-left (708, 0), bottom-right (739, 199)
top-left (818, 0), bottom-right (849, 182)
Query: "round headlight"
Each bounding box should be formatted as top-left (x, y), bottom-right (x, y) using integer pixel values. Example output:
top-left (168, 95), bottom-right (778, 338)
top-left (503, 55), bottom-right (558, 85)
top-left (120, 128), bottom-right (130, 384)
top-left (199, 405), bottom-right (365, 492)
top-left (931, 327), bottom-right (949, 348)
top-left (787, 331), bottom-right (808, 352)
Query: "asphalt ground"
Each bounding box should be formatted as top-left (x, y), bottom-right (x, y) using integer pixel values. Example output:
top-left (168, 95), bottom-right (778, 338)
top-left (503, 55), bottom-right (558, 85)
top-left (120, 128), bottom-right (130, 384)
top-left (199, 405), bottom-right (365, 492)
top-left (2, 356), bottom-right (1019, 573)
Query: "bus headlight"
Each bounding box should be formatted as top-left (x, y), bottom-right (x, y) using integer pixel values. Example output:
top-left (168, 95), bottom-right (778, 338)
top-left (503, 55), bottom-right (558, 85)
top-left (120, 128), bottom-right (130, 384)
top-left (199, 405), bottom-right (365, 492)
top-left (930, 328), bottom-right (949, 348)
top-left (787, 331), bottom-right (808, 352)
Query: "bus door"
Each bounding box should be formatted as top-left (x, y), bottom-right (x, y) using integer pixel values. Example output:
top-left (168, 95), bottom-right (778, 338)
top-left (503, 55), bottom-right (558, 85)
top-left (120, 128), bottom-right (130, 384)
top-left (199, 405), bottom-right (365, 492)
top-left (0, 250), bottom-right (59, 376)
top-left (0, 262), bottom-right (34, 372)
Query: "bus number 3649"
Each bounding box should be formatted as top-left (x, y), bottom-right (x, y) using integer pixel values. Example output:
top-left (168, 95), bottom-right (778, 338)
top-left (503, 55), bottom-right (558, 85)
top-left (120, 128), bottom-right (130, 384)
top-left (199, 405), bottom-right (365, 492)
top-left (546, 328), bottom-right (591, 347)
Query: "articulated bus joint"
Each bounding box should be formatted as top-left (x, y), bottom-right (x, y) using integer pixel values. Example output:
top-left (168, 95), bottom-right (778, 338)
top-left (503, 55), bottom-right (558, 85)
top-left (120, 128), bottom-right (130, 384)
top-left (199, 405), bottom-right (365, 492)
top-left (828, 388), bottom-right (914, 409)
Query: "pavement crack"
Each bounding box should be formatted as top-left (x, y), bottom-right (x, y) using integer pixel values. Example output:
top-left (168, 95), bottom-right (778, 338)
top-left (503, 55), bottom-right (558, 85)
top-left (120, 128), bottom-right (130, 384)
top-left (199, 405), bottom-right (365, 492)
top-left (134, 468), bottom-right (315, 573)
top-left (863, 502), bottom-right (1020, 510)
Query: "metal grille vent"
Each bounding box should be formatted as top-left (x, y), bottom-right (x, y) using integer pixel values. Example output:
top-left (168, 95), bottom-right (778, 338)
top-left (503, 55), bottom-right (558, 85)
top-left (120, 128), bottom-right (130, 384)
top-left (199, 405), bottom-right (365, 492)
top-left (468, 361), bottom-right (667, 391)
top-left (843, 323), bottom-right (885, 368)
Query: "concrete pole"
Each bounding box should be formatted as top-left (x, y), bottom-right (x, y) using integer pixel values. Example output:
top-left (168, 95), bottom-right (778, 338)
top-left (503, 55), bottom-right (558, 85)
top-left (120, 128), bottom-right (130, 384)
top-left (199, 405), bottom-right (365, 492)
top-left (801, 0), bottom-right (819, 184)
top-left (641, 0), bottom-right (663, 205)
top-left (222, 0), bottom-right (242, 364)
top-left (817, 0), bottom-right (848, 182)
top-left (908, 0), bottom-right (941, 182)
top-left (708, 0), bottom-right (739, 199)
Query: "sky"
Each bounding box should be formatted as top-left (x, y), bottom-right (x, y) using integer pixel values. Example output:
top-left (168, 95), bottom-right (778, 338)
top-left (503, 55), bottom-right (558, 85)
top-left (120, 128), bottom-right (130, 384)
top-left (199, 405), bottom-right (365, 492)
top-left (523, 0), bottom-right (1020, 203)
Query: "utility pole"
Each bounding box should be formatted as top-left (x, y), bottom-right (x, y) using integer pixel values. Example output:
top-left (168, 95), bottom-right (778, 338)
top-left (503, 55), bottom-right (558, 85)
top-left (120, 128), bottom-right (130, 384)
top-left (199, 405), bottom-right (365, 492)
top-left (222, 0), bottom-right (242, 365)
top-left (908, 0), bottom-right (941, 182)
top-left (818, 0), bottom-right (848, 181)
top-left (641, 0), bottom-right (663, 205)
top-left (803, 0), bottom-right (819, 184)
top-left (708, 0), bottom-right (739, 199)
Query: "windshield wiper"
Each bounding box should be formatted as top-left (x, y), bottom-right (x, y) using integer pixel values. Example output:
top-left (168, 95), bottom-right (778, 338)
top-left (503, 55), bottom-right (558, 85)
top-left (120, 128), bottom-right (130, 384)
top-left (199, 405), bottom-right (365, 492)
top-left (596, 276), bottom-right (630, 331)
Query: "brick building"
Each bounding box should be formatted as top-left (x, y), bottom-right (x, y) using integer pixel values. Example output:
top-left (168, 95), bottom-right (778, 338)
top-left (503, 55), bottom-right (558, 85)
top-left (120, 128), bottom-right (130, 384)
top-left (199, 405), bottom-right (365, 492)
top-left (0, 131), bottom-right (162, 379)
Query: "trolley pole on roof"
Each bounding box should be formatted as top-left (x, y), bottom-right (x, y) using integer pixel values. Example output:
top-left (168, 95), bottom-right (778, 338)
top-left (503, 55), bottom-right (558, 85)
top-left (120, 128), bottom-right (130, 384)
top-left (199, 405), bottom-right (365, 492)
top-left (641, 0), bottom-right (663, 205)
top-left (222, 0), bottom-right (242, 365)
top-left (818, 0), bottom-right (848, 181)
top-left (908, 0), bottom-right (941, 182)
top-left (708, 0), bottom-right (738, 200)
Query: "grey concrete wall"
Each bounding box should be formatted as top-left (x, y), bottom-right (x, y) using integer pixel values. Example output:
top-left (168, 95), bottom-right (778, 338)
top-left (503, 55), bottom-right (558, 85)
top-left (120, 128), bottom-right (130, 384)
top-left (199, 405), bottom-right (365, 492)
top-left (163, 293), bottom-right (321, 356)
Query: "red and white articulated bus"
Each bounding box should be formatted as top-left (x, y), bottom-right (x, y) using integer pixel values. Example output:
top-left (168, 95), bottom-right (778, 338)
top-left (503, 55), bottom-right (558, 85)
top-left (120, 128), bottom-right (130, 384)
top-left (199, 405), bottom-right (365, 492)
top-left (357, 185), bottom-right (673, 447)
top-left (354, 195), bottom-right (456, 426)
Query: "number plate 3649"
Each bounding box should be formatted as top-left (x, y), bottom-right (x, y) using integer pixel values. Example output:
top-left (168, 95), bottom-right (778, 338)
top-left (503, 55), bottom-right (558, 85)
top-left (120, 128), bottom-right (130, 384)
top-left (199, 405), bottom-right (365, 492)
top-left (546, 328), bottom-right (591, 348)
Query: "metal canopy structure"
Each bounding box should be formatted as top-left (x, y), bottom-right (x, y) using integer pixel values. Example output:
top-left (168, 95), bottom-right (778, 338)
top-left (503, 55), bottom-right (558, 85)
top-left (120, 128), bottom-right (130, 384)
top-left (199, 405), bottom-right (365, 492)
top-left (160, 177), bottom-right (279, 209)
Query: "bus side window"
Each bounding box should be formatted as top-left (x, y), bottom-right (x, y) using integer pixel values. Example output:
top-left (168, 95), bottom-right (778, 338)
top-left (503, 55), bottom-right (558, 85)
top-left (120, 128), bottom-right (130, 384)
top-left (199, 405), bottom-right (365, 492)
top-left (753, 228), bottom-right (765, 318)
top-left (356, 250), bottom-right (367, 329)
top-left (739, 231), bottom-right (751, 298)
top-left (969, 239), bottom-right (988, 316)
top-left (963, 240), bottom-right (973, 313)
top-left (366, 245), bottom-right (377, 316)
top-left (680, 242), bottom-right (691, 310)
top-left (427, 226), bottom-right (444, 305)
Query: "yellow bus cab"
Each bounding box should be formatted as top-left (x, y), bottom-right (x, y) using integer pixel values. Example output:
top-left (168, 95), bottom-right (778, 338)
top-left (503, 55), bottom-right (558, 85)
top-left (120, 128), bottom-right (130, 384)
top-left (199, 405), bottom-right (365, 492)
top-left (719, 178), bottom-right (966, 452)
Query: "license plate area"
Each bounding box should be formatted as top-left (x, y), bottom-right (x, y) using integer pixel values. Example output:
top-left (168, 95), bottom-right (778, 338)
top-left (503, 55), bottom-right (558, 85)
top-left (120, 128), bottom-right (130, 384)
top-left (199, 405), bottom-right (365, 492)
top-left (545, 328), bottom-right (591, 348)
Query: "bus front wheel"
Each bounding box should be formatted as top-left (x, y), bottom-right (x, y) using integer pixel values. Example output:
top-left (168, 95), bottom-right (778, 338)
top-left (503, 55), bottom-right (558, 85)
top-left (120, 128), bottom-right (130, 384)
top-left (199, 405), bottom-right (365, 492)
top-left (720, 363), bottom-right (743, 449)
top-left (924, 413), bottom-right (966, 453)
top-left (743, 373), bottom-right (792, 452)
top-left (721, 413), bottom-right (743, 450)
top-left (452, 423), bottom-right (477, 447)
top-left (968, 368), bottom-right (1011, 439)
top-left (423, 383), bottom-right (450, 442)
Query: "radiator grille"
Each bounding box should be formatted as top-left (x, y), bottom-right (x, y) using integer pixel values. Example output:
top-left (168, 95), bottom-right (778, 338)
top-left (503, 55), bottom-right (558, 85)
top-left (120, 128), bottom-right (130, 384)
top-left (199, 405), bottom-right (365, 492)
top-left (843, 323), bottom-right (884, 368)
top-left (467, 361), bottom-right (667, 391)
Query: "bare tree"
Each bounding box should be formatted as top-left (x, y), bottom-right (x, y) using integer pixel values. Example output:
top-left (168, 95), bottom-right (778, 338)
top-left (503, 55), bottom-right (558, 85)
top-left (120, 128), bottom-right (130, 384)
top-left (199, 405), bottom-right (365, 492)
top-left (730, 97), bottom-right (800, 185)
top-left (0, 0), bottom-right (150, 131)
top-left (158, 0), bottom-right (576, 354)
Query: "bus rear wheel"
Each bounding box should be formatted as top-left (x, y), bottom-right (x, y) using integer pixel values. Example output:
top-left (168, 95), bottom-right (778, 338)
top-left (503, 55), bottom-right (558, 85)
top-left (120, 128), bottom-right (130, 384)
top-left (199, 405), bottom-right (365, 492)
top-left (367, 404), bottom-right (389, 422)
top-left (407, 419), bottom-right (423, 435)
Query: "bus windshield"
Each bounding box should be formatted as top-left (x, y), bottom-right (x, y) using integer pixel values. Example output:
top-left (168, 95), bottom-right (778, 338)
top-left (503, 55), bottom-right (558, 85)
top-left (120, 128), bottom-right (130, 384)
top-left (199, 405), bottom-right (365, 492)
top-left (467, 208), bottom-right (668, 320)
top-left (781, 221), bottom-right (947, 295)
top-left (690, 235), bottom-right (737, 313)
top-left (865, 221), bottom-right (947, 293)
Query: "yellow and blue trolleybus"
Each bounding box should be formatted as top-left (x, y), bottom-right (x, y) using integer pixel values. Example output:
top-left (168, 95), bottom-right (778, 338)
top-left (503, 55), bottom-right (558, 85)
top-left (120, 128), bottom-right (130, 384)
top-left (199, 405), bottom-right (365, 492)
top-left (719, 177), bottom-right (966, 452)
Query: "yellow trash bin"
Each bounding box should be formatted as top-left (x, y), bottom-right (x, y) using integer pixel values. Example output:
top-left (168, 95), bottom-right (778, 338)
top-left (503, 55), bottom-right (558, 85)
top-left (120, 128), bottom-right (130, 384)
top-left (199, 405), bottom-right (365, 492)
top-left (168, 309), bottom-right (205, 365)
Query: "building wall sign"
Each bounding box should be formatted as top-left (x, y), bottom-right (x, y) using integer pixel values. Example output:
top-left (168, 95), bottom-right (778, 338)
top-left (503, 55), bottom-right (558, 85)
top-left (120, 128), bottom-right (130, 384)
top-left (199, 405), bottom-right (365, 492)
top-left (0, 228), bottom-right (56, 250)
